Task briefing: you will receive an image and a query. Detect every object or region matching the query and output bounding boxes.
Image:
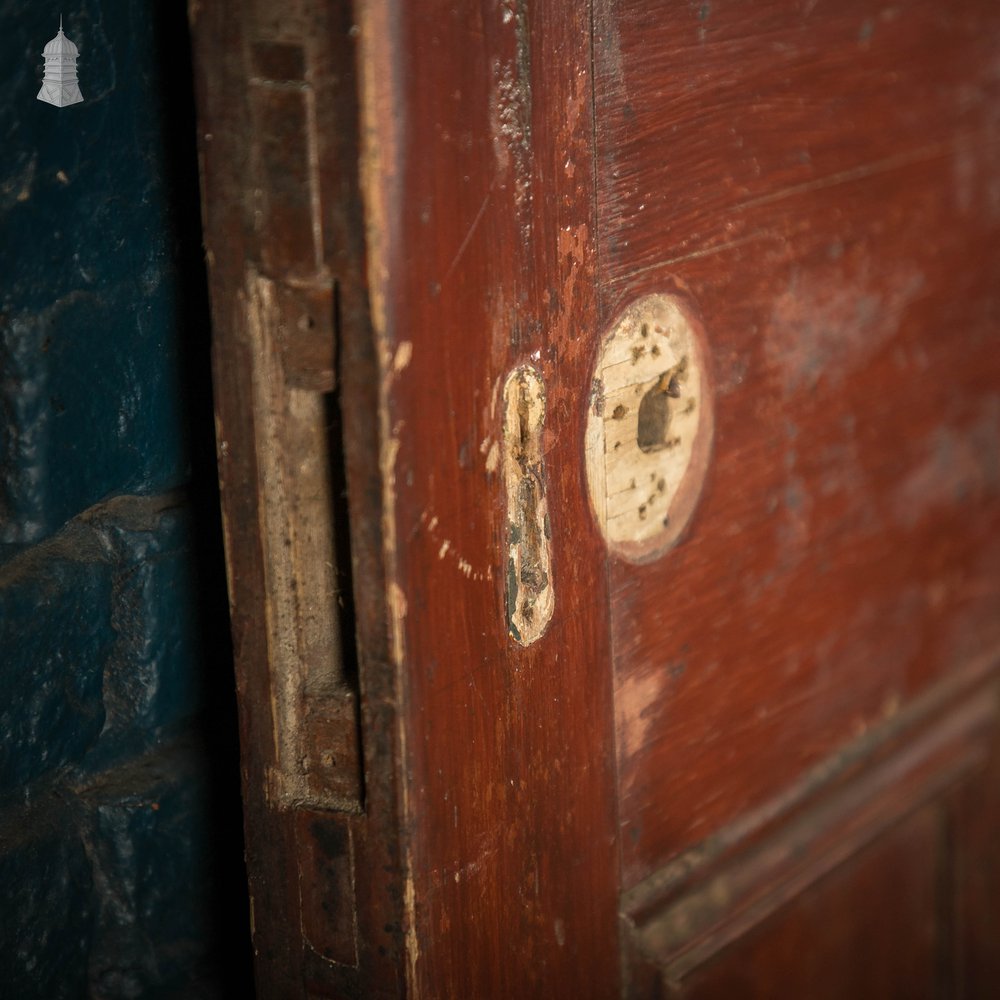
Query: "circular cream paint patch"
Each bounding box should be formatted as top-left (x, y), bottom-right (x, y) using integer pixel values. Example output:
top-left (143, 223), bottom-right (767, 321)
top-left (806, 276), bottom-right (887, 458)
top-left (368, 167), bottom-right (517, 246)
top-left (585, 293), bottom-right (713, 562)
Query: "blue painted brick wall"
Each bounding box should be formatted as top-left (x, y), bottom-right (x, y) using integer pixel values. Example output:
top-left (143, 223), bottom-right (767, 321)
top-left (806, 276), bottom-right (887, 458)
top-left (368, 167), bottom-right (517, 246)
top-left (1, 2), bottom-right (189, 554)
top-left (0, 740), bottom-right (219, 999)
top-left (0, 525), bottom-right (113, 792)
top-left (0, 1), bottom-right (247, 995)
top-left (0, 499), bottom-right (207, 793)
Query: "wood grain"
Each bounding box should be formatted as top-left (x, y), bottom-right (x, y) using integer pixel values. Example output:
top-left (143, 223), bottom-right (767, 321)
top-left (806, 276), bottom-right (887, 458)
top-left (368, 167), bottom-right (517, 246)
top-left (594, 0), bottom-right (1000, 887)
top-left (358, 0), bottom-right (621, 995)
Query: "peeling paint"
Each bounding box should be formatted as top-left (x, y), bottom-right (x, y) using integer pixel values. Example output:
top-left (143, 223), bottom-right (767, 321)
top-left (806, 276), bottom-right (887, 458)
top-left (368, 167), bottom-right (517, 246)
top-left (502, 365), bottom-right (554, 645)
top-left (767, 261), bottom-right (924, 396)
top-left (393, 340), bottom-right (413, 374)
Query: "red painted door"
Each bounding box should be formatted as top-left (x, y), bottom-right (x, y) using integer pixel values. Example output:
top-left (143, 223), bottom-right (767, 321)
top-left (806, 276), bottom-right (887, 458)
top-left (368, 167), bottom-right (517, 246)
top-left (192, 1), bottom-right (1000, 995)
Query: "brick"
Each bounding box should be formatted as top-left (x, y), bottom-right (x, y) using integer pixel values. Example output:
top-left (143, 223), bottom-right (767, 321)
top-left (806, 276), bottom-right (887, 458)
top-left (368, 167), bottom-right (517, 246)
top-left (0, 496), bottom-right (210, 791)
top-left (0, 4), bottom-right (241, 994)
top-left (0, 275), bottom-right (189, 560)
top-left (0, 526), bottom-right (111, 793)
top-left (84, 498), bottom-right (208, 770)
top-left (0, 737), bottom-right (230, 999)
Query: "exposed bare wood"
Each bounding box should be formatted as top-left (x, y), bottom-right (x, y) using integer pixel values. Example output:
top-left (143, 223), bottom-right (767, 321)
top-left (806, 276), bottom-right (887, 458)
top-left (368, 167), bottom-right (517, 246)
top-left (585, 291), bottom-right (714, 561)
top-left (502, 365), bottom-right (554, 644)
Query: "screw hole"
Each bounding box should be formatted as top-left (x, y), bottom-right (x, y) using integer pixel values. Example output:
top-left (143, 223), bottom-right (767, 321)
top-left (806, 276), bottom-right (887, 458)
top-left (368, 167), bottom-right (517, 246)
top-left (636, 360), bottom-right (686, 453)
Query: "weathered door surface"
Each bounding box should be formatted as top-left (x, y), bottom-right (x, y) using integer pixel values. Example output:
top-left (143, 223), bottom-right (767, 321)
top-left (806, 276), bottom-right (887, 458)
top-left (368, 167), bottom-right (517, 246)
top-left (191, 0), bottom-right (1000, 996)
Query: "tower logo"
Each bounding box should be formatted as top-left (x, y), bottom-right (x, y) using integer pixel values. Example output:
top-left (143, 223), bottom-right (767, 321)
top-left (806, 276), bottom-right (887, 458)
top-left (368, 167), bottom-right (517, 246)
top-left (37, 16), bottom-right (84, 108)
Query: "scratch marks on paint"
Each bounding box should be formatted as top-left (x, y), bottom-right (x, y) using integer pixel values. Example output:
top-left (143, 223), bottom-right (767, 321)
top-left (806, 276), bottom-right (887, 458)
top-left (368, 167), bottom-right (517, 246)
top-left (738, 139), bottom-right (960, 214)
top-left (502, 365), bottom-right (554, 644)
top-left (451, 850), bottom-right (493, 884)
top-left (419, 510), bottom-right (493, 582)
top-left (442, 183), bottom-right (494, 286)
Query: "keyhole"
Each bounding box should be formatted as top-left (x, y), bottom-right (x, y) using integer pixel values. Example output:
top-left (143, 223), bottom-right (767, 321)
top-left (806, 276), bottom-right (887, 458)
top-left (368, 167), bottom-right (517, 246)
top-left (636, 361), bottom-right (685, 453)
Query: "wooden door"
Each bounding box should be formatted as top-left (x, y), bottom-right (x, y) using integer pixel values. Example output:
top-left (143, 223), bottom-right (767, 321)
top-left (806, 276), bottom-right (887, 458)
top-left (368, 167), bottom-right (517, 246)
top-left (593, 4), bottom-right (1000, 995)
top-left (191, 0), bottom-right (1000, 996)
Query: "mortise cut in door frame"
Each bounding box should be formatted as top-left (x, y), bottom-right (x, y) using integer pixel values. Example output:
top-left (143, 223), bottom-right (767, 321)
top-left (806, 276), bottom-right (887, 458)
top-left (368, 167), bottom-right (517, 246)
top-left (244, 266), bottom-right (362, 810)
top-left (192, 1), bottom-right (407, 994)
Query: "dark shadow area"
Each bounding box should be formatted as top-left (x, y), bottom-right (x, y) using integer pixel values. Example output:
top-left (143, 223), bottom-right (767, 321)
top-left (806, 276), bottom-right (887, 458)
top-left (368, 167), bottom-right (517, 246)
top-left (148, 4), bottom-right (254, 994)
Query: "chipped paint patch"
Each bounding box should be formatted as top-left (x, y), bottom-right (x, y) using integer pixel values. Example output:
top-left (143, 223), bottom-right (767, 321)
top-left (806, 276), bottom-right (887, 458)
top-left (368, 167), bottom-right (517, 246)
top-left (479, 433), bottom-right (502, 474)
top-left (485, 440), bottom-right (500, 473)
top-left (393, 340), bottom-right (413, 374)
top-left (616, 666), bottom-right (671, 762)
top-left (556, 222), bottom-right (587, 319)
top-left (488, 6), bottom-right (533, 229)
top-left (388, 581), bottom-right (408, 667)
top-left (502, 365), bottom-right (554, 644)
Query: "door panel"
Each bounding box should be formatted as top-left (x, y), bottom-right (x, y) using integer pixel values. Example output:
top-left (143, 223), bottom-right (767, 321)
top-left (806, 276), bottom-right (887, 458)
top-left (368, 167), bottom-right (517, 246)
top-left (594, 1), bottom-right (1000, 992)
top-left (621, 678), bottom-right (996, 993)
top-left (681, 803), bottom-right (943, 1000)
